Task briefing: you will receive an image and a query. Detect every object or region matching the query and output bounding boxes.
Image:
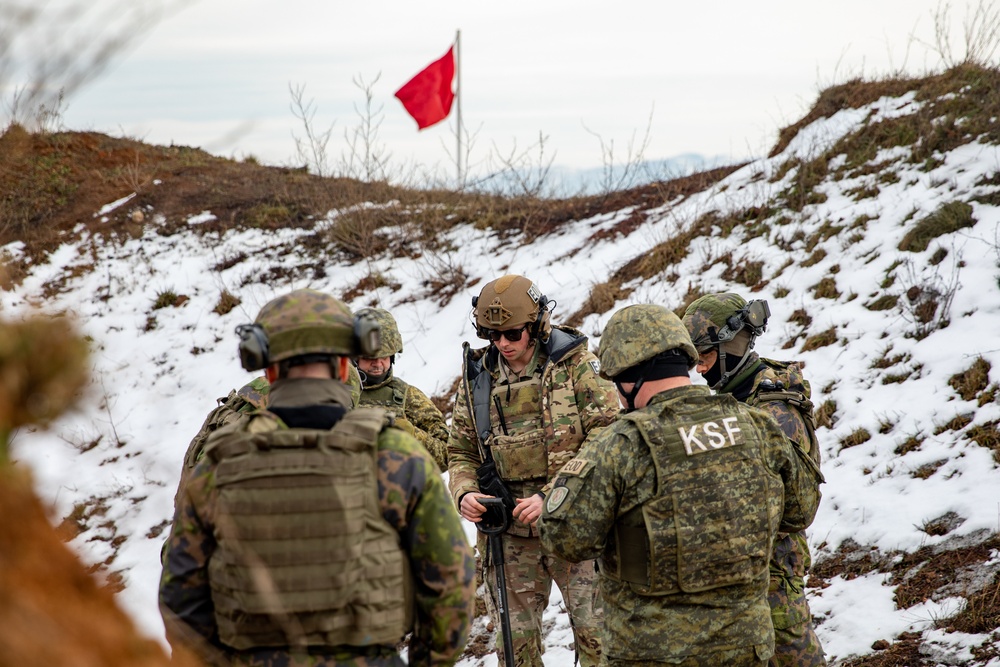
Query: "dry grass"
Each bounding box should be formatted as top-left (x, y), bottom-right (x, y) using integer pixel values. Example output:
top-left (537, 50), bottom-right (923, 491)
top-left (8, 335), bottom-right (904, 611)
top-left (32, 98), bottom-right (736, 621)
top-left (899, 201), bottom-right (976, 252)
top-left (949, 356), bottom-right (991, 401)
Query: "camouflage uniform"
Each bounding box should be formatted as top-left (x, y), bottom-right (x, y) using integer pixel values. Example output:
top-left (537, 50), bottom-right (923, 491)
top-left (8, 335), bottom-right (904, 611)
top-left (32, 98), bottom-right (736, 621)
top-left (160, 289), bottom-right (475, 667)
top-left (538, 304), bottom-right (823, 667)
top-left (730, 355), bottom-right (827, 667)
top-left (448, 324), bottom-right (619, 667)
top-left (360, 369), bottom-right (449, 472)
top-left (161, 380), bottom-right (475, 667)
top-left (684, 294), bottom-right (826, 667)
top-left (174, 365), bottom-right (362, 504)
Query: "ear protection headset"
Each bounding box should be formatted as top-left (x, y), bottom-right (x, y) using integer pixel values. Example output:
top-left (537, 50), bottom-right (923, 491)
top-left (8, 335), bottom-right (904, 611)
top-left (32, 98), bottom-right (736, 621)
top-left (235, 315), bottom-right (382, 372)
top-left (707, 299), bottom-right (771, 345)
top-left (236, 323), bottom-right (269, 372)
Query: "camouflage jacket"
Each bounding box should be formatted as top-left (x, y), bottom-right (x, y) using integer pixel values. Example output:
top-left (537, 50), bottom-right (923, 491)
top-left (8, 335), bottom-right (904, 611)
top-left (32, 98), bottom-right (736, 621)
top-left (360, 370), bottom-right (450, 472)
top-left (160, 378), bottom-right (475, 667)
top-left (538, 385), bottom-right (822, 663)
top-left (738, 356), bottom-right (825, 627)
top-left (447, 325), bottom-right (619, 537)
top-left (174, 367), bottom-right (363, 504)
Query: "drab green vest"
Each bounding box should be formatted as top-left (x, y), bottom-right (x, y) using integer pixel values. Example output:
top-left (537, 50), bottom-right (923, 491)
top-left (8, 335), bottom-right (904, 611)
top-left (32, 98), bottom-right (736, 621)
top-left (204, 408), bottom-right (413, 650)
top-left (360, 376), bottom-right (408, 411)
top-left (601, 393), bottom-right (780, 596)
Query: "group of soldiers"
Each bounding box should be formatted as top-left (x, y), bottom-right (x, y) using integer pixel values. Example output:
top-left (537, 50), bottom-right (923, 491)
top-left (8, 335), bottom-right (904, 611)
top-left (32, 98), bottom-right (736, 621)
top-left (159, 274), bottom-right (827, 667)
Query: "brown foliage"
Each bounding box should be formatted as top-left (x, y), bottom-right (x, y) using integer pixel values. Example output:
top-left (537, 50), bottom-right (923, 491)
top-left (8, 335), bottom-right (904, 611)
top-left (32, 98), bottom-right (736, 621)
top-left (0, 468), bottom-right (201, 667)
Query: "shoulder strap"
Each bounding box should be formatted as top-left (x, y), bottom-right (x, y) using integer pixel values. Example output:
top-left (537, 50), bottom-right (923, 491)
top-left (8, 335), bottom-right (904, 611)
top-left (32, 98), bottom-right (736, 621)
top-left (333, 407), bottom-right (392, 448)
top-left (390, 377), bottom-right (408, 408)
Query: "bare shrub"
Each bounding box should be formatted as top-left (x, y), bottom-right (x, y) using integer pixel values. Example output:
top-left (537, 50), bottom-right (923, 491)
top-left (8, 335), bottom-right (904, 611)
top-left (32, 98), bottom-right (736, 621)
top-left (339, 73), bottom-right (392, 183)
top-left (897, 255), bottom-right (961, 339)
top-left (928, 0), bottom-right (1000, 68)
top-left (289, 82), bottom-right (334, 177)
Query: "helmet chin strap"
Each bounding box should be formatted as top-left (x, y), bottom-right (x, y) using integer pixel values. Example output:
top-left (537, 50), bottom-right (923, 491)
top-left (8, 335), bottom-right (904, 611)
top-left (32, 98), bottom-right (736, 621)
top-left (615, 376), bottom-right (646, 412)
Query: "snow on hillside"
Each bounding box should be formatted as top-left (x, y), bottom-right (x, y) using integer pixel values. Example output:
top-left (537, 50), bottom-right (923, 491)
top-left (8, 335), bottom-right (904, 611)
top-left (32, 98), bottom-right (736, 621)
top-left (3, 79), bottom-right (1000, 665)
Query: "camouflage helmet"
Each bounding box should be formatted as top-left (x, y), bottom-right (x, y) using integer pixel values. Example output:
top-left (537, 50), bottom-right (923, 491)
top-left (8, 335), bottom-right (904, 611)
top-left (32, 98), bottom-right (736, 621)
top-left (597, 304), bottom-right (698, 380)
top-left (682, 293), bottom-right (747, 352)
top-left (354, 307), bottom-right (402, 356)
top-left (473, 274), bottom-right (550, 340)
top-left (253, 289), bottom-right (356, 364)
top-left (682, 293), bottom-right (770, 353)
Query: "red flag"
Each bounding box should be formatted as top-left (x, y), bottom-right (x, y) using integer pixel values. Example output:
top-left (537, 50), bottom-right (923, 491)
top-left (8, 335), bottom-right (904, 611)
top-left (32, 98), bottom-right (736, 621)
top-left (394, 46), bottom-right (455, 130)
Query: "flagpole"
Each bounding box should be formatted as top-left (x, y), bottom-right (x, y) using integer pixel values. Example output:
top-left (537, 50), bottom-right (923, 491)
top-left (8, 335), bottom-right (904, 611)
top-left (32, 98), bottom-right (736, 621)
top-left (455, 29), bottom-right (462, 188)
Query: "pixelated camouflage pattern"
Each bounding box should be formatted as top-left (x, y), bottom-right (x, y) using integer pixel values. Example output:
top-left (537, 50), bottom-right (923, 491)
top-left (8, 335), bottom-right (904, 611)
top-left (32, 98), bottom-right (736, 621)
top-left (597, 304), bottom-right (698, 379)
top-left (768, 537), bottom-right (827, 667)
top-left (447, 325), bottom-right (616, 665)
top-left (360, 371), bottom-right (449, 472)
top-left (538, 385), bottom-right (822, 665)
top-left (160, 378), bottom-right (475, 667)
top-left (255, 289), bottom-right (356, 362)
top-left (744, 358), bottom-right (827, 667)
top-left (474, 275), bottom-right (542, 331)
top-left (355, 307), bottom-right (403, 355)
top-left (482, 534), bottom-right (602, 667)
top-left (682, 292), bottom-right (749, 351)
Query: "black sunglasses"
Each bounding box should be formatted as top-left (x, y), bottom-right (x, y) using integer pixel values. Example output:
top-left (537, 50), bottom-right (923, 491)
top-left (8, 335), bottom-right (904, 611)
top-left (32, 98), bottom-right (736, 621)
top-left (484, 325), bottom-right (527, 342)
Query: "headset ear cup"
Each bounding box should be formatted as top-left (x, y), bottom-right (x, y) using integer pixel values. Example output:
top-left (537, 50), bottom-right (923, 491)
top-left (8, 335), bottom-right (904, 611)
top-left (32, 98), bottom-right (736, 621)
top-left (236, 324), bottom-right (269, 371)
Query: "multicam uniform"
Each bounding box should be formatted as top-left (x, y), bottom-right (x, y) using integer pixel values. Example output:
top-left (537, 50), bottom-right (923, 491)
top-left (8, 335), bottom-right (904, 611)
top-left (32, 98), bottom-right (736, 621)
top-left (360, 369), bottom-right (450, 472)
top-left (448, 325), bottom-right (619, 667)
top-left (160, 378), bottom-right (475, 667)
top-left (730, 355), bottom-right (827, 667)
top-left (539, 385), bottom-right (823, 666)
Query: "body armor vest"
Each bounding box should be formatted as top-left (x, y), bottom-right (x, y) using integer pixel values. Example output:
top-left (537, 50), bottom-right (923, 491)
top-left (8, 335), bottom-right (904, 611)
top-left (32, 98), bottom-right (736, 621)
top-left (360, 376), bottom-right (408, 411)
top-left (747, 359), bottom-right (821, 465)
top-left (204, 408), bottom-right (413, 650)
top-left (601, 392), bottom-right (781, 596)
top-left (489, 376), bottom-right (548, 482)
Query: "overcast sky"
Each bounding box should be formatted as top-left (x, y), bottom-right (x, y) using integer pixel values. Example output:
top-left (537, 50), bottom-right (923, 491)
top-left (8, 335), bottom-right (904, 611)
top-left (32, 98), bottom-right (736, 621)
top-left (22, 0), bottom-right (973, 178)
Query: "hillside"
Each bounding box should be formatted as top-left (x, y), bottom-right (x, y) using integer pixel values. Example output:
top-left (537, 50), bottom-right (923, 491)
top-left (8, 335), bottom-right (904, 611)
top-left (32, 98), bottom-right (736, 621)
top-left (3, 64), bottom-right (1000, 666)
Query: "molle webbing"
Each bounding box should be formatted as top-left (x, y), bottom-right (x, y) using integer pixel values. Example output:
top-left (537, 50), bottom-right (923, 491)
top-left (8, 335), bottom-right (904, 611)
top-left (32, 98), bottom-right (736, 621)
top-left (361, 377), bottom-right (407, 409)
top-left (206, 408), bottom-right (412, 650)
top-left (751, 388), bottom-right (820, 458)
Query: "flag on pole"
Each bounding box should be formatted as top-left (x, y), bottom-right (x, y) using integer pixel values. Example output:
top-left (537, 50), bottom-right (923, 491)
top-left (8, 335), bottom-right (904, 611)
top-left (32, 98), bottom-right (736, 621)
top-left (394, 46), bottom-right (455, 130)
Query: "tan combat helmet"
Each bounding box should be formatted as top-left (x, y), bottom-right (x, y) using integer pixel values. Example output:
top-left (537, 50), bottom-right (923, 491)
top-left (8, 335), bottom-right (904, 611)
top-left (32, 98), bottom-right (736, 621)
top-left (236, 289), bottom-right (381, 371)
top-left (473, 274), bottom-right (551, 341)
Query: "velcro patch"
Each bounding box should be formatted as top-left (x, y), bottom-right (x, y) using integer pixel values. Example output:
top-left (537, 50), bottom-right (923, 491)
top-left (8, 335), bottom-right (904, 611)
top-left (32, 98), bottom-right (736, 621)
top-left (559, 458), bottom-right (594, 477)
top-left (589, 360), bottom-right (600, 376)
top-left (546, 486), bottom-right (570, 513)
top-left (678, 416), bottom-right (746, 456)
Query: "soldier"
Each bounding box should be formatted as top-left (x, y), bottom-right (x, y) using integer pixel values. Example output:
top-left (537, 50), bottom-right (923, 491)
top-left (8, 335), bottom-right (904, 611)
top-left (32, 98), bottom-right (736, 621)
top-left (538, 304), bottom-right (822, 666)
top-left (683, 292), bottom-right (827, 667)
top-left (159, 288), bottom-right (475, 667)
top-left (355, 307), bottom-right (450, 472)
top-left (172, 342), bottom-right (363, 507)
top-left (447, 274), bottom-right (619, 667)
